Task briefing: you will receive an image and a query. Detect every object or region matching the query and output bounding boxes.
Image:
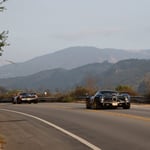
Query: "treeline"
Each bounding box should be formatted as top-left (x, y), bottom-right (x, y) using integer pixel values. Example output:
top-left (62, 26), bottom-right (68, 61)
top-left (0, 84), bottom-right (150, 103)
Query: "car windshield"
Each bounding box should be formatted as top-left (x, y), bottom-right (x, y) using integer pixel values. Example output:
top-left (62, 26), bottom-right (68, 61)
top-left (30, 93), bottom-right (36, 95)
top-left (20, 93), bottom-right (28, 96)
top-left (95, 91), bottom-right (118, 96)
top-left (20, 93), bottom-right (36, 96)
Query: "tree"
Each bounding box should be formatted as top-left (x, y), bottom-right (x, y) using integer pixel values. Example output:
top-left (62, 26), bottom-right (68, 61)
top-left (138, 73), bottom-right (150, 96)
top-left (84, 75), bottom-right (98, 95)
top-left (70, 86), bottom-right (89, 97)
top-left (0, 85), bottom-right (7, 94)
top-left (0, 0), bottom-right (8, 56)
top-left (115, 85), bottom-right (137, 96)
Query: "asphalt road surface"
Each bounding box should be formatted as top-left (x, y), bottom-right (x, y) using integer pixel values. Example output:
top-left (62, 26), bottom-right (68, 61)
top-left (0, 103), bottom-right (150, 150)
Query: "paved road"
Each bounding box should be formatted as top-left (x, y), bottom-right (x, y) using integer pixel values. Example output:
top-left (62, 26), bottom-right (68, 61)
top-left (0, 103), bottom-right (150, 150)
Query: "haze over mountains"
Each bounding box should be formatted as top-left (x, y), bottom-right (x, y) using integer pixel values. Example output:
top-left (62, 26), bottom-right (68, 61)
top-left (0, 59), bottom-right (150, 93)
top-left (0, 46), bottom-right (150, 78)
top-left (0, 46), bottom-right (150, 92)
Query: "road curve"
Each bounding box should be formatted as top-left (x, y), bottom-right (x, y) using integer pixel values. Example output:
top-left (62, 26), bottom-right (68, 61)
top-left (0, 103), bottom-right (150, 150)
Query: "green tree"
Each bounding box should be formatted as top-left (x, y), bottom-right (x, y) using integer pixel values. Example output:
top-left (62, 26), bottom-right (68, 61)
top-left (0, 86), bottom-right (7, 94)
top-left (138, 73), bottom-right (150, 96)
top-left (115, 85), bottom-right (137, 96)
top-left (70, 86), bottom-right (89, 97)
top-left (85, 75), bottom-right (98, 95)
top-left (0, 0), bottom-right (8, 56)
top-left (0, 0), bottom-right (6, 11)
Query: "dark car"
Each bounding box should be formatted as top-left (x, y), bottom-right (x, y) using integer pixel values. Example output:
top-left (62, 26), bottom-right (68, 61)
top-left (86, 90), bottom-right (130, 109)
top-left (12, 92), bottom-right (38, 104)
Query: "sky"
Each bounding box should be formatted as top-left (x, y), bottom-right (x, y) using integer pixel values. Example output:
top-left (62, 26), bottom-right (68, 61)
top-left (0, 0), bottom-right (150, 64)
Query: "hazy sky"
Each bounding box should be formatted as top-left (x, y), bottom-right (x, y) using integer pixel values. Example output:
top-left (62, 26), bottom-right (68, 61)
top-left (0, 0), bottom-right (150, 64)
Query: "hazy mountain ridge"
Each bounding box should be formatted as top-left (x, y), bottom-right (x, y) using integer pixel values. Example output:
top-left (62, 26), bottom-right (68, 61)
top-left (1, 46), bottom-right (150, 78)
top-left (0, 59), bottom-right (150, 92)
top-left (98, 59), bottom-right (150, 89)
top-left (0, 62), bottom-right (112, 91)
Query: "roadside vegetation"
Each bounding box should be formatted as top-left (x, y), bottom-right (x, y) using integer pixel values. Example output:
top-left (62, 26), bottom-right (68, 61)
top-left (115, 85), bottom-right (138, 96)
top-left (0, 83), bottom-right (150, 103)
top-left (138, 73), bottom-right (150, 99)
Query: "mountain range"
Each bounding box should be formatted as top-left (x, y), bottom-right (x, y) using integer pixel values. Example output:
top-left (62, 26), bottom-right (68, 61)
top-left (0, 46), bottom-right (150, 92)
top-left (1, 46), bottom-right (150, 78)
top-left (0, 59), bottom-right (150, 93)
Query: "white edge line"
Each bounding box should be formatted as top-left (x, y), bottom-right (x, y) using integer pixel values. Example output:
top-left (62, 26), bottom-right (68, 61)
top-left (0, 109), bottom-right (101, 150)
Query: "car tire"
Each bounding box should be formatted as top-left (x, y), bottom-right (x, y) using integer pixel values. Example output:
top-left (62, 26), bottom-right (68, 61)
top-left (86, 105), bottom-right (91, 109)
top-left (123, 104), bottom-right (130, 109)
top-left (91, 100), bottom-right (99, 109)
top-left (34, 100), bottom-right (38, 104)
top-left (86, 101), bottom-right (91, 109)
top-left (17, 98), bottom-right (22, 104)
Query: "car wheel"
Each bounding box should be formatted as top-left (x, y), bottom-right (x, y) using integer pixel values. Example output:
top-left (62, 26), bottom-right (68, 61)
top-left (17, 98), bottom-right (21, 104)
top-left (123, 104), bottom-right (130, 109)
top-left (91, 101), bottom-right (99, 109)
top-left (86, 101), bottom-right (91, 109)
top-left (34, 100), bottom-right (38, 104)
top-left (86, 104), bottom-right (91, 109)
top-left (12, 99), bottom-right (15, 104)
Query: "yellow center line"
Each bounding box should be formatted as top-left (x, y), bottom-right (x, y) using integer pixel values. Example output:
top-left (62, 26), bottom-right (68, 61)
top-left (48, 104), bottom-right (150, 122)
top-left (87, 109), bottom-right (150, 122)
top-left (52, 104), bottom-right (150, 122)
top-left (19, 103), bottom-right (150, 122)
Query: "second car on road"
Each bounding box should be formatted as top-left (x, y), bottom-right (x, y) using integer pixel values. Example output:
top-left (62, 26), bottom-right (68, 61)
top-left (12, 92), bottom-right (38, 104)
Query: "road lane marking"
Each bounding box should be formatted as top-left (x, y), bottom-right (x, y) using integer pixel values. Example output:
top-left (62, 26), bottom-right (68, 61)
top-left (87, 109), bottom-right (150, 122)
top-left (0, 109), bottom-right (101, 150)
top-left (106, 111), bottom-right (150, 122)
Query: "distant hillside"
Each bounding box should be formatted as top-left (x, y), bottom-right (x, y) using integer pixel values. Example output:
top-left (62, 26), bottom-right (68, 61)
top-left (97, 59), bottom-right (150, 89)
top-left (0, 62), bottom-right (112, 91)
top-left (0, 46), bottom-right (150, 78)
top-left (0, 59), bottom-right (150, 92)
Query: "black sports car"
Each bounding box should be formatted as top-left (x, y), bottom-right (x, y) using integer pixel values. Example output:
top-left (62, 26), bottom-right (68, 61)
top-left (86, 90), bottom-right (130, 109)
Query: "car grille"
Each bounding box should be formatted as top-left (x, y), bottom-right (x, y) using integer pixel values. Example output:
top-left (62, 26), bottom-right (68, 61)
top-left (104, 96), bottom-right (118, 102)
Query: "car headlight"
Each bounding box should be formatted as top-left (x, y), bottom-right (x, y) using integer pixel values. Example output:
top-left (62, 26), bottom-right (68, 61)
top-left (100, 97), bottom-right (104, 103)
top-left (125, 97), bottom-right (129, 102)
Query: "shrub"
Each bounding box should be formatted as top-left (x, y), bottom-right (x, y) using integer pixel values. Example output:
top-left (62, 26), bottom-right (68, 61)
top-left (70, 86), bottom-right (89, 97)
top-left (116, 85), bottom-right (138, 96)
top-left (61, 95), bottom-right (74, 102)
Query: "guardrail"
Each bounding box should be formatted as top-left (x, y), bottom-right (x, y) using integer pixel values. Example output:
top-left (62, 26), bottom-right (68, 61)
top-left (0, 97), bottom-right (63, 103)
top-left (131, 96), bottom-right (150, 103)
top-left (0, 96), bottom-right (150, 104)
